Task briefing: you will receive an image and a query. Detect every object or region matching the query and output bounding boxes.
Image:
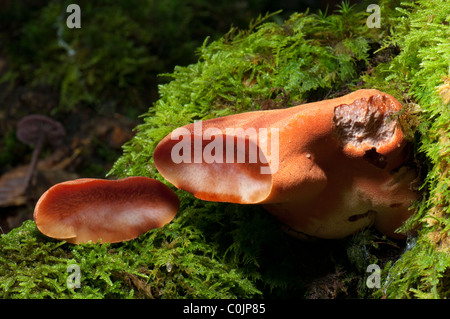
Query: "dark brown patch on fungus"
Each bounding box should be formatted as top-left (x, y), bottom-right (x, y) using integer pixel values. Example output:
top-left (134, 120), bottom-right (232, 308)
top-left (348, 210), bottom-right (376, 223)
top-left (363, 148), bottom-right (388, 169)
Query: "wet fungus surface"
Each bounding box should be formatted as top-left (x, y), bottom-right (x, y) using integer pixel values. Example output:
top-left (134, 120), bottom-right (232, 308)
top-left (154, 89), bottom-right (419, 239)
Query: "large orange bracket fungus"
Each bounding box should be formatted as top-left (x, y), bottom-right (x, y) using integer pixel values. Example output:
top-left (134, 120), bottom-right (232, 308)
top-left (154, 89), bottom-right (419, 239)
top-left (34, 177), bottom-right (179, 244)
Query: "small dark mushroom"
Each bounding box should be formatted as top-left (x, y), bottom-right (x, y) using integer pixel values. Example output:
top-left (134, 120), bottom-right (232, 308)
top-left (16, 114), bottom-right (66, 192)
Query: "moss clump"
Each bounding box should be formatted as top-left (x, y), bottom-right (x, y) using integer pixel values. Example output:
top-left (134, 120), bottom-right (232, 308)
top-left (0, 216), bottom-right (259, 298)
top-left (361, 0), bottom-right (450, 298)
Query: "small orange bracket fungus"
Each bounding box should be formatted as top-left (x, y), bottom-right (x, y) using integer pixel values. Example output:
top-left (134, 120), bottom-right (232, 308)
top-left (34, 177), bottom-right (179, 244)
top-left (154, 89), bottom-right (419, 239)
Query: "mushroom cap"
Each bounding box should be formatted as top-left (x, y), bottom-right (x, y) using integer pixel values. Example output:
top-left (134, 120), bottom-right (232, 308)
top-left (34, 177), bottom-right (179, 244)
top-left (17, 114), bottom-right (66, 147)
top-left (154, 89), bottom-right (418, 239)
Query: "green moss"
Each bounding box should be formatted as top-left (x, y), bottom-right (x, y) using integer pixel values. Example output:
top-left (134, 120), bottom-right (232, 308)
top-left (361, 0), bottom-right (450, 298)
top-left (0, 217), bottom-right (259, 298)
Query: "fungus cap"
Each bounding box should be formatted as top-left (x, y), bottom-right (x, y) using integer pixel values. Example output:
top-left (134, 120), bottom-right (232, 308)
top-left (34, 177), bottom-right (179, 244)
top-left (154, 89), bottom-right (418, 239)
top-left (17, 114), bottom-right (66, 147)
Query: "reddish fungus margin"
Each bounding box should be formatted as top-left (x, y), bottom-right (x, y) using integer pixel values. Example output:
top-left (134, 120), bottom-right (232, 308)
top-left (34, 177), bottom-right (179, 244)
top-left (154, 89), bottom-right (419, 239)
